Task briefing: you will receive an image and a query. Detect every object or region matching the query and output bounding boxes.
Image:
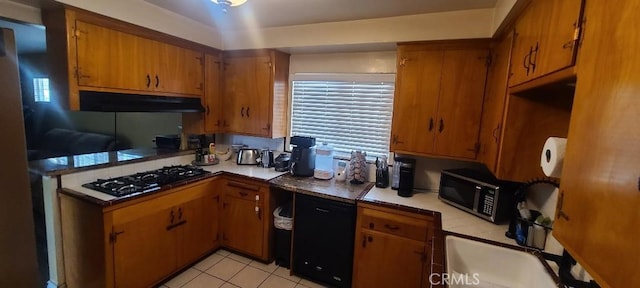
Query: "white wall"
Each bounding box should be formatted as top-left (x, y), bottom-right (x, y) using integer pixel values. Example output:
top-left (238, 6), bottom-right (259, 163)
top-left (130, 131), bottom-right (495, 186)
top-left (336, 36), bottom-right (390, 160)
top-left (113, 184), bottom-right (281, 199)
top-left (492, 0), bottom-right (519, 33)
top-left (222, 9), bottom-right (495, 50)
top-left (0, 0), bottom-right (41, 24)
top-left (54, 0), bottom-right (223, 48)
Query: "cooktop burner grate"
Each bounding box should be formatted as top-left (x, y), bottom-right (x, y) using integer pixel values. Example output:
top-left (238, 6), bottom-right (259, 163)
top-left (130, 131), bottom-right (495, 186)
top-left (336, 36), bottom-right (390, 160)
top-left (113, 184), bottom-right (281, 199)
top-left (82, 165), bottom-right (209, 197)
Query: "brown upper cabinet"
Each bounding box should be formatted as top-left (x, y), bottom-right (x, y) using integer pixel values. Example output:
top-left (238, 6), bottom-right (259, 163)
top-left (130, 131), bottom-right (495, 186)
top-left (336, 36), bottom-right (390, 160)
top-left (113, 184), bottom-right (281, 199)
top-left (43, 6), bottom-right (209, 110)
top-left (221, 50), bottom-right (290, 138)
top-left (508, 0), bottom-right (584, 87)
top-left (390, 41), bottom-right (490, 160)
top-left (477, 32), bottom-right (514, 174)
top-left (553, 0), bottom-right (640, 287)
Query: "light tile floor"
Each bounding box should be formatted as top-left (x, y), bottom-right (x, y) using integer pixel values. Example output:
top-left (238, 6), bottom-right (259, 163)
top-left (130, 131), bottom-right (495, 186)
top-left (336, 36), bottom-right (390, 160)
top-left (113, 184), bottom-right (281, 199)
top-left (159, 249), bottom-right (327, 288)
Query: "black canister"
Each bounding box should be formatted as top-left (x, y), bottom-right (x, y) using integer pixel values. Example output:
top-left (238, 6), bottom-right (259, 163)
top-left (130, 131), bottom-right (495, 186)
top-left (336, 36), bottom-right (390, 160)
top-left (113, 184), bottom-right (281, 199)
top-left (397, 159), bottom-right (416, 197)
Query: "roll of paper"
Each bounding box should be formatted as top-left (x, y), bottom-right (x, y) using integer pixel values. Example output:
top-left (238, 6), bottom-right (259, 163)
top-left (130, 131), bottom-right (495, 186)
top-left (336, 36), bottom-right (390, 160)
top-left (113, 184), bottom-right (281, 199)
top-left (540, 137), bottom-right (567, 178)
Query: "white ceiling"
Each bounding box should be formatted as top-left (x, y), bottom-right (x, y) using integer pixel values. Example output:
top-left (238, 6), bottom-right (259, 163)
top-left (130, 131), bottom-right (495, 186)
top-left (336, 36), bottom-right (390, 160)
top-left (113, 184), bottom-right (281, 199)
top-left (145, 0), bottom-right (498, 31)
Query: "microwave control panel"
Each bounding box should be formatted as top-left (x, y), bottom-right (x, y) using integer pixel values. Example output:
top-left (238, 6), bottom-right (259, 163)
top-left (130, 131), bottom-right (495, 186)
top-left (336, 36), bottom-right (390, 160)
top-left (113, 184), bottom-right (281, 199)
top-left (477, 187), bottom-right (496, 216)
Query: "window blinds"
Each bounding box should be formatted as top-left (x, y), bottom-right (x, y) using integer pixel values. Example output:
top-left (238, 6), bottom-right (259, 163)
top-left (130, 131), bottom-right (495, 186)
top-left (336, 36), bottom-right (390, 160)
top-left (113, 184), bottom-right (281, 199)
top-left (291, 74), bottom-right (395, 159)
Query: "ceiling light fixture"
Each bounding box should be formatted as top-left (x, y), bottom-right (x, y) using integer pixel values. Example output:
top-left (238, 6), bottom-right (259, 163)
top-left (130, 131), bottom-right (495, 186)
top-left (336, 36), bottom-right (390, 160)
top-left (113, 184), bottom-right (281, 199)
top-left (211, 0), bottom-right (248, 10)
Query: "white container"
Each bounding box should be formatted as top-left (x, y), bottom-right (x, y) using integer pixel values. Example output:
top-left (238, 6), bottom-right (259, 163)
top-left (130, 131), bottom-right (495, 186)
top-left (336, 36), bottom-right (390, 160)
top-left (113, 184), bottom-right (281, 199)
top-left (314, 143), bottom-right (334, 180)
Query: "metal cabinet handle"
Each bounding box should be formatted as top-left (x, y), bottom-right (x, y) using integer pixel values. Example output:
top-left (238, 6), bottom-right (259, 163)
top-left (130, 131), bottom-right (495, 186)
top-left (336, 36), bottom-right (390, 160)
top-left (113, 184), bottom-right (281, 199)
top-left (523, 50), bottom-right (531, 75)
top-left (146, 74), bottom-right (151, 88)
top-left (439, 118), bottom-right (444, 133)
top-left (155, 75), bottom-right (159, 88)
top-left (178, 207), bottom-right (183, 220)
top-left (241, 107), bottom-right (245, 117)
top-left (246, 106), bottom-right (250, 117)
top-left (530, 42), bottom-right (539, 73)
top-left (429, 118), bottom-right (434, 132)
top-left (384, 224), bottom-right (400, 231)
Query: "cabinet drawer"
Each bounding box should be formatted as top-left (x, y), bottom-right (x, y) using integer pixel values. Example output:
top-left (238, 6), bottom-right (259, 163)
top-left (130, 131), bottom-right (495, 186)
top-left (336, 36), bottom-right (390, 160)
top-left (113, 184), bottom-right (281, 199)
top-left (360, 208), bottom-right (430, 242)
top-left (223, 180), bottom-right (265, 203)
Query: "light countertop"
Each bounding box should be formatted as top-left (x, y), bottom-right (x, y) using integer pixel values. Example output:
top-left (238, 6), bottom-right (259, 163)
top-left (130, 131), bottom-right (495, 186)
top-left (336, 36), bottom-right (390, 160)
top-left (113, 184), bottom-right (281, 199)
top-left (363, 186), bottom-right (513, 246)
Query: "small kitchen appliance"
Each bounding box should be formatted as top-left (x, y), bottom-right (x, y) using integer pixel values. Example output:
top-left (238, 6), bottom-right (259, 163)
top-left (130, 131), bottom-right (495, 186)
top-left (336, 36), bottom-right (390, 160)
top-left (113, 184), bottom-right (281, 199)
top-left (439, 168), bottom-right (522, 223)
top-left (237, 148), bottom-right (261, 165)
top-left (259, 149), bottom-right (274, 168)
top-left (393, 157), bottom-right (416, 197)
top-left (314, 142), bottom-right (334, 180)
top-left (274, 153), bottom-right (291, 172)
top-left (82, 165), bottom-right (209, 197)
top-left (375, 156), bottom-right (389, 188)
top-left (290, 136), bottom-right (316, 177)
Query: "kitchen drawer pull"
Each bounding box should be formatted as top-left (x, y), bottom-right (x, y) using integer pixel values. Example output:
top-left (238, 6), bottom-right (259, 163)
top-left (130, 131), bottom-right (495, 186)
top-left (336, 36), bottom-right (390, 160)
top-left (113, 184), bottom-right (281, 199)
top-left (155, 75), bottom-right (159, 88)
top-left (146, 74), bottom-right (151, 88)
top-left (166, 220), bottom-right (187, 231)
top-left (227, 181), bottom-right (260, 192)
top-left (384, 224), bottom-right (400, 231)
top-left (241, 107), bottom-right (245, 117)
top-left (246, 106), bottom-right (250, 117)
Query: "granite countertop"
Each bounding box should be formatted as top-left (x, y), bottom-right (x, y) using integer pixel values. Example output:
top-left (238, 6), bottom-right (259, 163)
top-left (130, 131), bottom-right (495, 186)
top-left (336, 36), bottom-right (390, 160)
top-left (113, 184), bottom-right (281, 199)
top-left (29, 148), bottom-right (194, 176)
top-left (270, 174), bottom-right (374, 204)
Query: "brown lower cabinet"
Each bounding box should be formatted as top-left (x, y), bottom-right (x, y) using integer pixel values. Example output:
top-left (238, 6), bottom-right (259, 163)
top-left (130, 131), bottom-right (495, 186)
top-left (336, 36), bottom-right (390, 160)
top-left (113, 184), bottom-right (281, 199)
top-left (220, 177), bottom-right (273, 261)
top-left (60, 174), bottom-right (279, 288)
top-left (60, 178), bottom-right (220, 288)
top-left (352, 203), bottom-right (439, 288)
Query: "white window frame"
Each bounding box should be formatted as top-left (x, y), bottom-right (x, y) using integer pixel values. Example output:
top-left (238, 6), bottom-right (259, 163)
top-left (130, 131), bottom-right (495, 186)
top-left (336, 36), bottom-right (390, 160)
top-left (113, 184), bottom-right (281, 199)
top-left (288, 73), bottom-right (395, 160)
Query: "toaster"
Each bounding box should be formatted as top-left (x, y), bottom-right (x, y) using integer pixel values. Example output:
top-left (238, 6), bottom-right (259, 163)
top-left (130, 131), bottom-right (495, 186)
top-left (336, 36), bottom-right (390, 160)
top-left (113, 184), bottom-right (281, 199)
top-left (237, 148), bottom-right (260, 165)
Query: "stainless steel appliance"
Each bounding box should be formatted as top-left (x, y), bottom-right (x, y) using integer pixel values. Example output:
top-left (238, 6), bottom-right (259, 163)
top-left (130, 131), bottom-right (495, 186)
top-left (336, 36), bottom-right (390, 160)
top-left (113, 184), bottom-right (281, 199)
top-left (82, 165), bottom-right (210, 197)
top-left (293, 193), bottom-right (355, 287)
top-left (439, 168), bottom-right (521, 223)
top-left (237, 148), bottom-right (260, 165)
top-left (259, 149), bottom-right (274, 168)
top-left (290, 136), bottom-right (316, 177)
top-left (392, 157), bottom-right (416, 197)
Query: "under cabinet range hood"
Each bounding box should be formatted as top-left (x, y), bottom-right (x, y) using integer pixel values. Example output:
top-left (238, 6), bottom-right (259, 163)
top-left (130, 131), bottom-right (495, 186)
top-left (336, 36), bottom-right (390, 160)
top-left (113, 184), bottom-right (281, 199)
top-left (79, 91), bottom-right (205, 113)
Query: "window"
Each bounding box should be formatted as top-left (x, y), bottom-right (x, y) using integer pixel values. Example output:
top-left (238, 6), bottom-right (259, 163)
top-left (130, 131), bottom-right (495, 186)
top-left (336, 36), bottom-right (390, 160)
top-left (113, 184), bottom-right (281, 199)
top-left (290, 73), bottom-right (395, 159)
top-left (33, 77), bottom-right (50, 102)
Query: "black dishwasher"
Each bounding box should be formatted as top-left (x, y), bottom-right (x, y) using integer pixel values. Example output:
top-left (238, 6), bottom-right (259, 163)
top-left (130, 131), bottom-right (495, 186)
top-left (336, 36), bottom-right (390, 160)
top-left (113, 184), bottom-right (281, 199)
top-left (293, 193), bottom-right (356, 288)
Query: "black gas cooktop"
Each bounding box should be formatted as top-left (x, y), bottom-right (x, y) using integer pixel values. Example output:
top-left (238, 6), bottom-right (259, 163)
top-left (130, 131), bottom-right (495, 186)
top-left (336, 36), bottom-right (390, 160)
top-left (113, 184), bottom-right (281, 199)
top-left (82, 165), bottom-right (209, 197)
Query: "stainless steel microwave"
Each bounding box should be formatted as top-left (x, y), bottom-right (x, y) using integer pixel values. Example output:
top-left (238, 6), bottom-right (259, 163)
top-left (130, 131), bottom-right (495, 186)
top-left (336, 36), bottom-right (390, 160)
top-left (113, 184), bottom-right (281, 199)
top-left (438, 169), bottom-right (522, 223)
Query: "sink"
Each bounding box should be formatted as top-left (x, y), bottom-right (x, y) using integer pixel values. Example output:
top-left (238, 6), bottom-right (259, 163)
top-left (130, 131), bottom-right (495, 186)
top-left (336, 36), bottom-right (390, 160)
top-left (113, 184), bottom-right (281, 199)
top-left (445, 236), bottom-right (557, 288)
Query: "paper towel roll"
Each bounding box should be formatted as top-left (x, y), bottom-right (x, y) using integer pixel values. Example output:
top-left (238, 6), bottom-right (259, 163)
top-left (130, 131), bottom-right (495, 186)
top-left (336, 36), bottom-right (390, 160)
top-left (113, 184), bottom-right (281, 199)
top-left (540, 137), bottom-right (567, 177)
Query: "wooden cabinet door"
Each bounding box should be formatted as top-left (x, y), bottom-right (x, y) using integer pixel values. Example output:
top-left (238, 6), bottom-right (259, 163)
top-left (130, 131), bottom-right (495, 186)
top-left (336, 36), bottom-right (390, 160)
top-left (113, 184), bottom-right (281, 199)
top-left (433, 48), bottom-right (488, 159)
top-left (478, 33), bottom-right (513, 172)
top-left (222, 57), bottom-right (252, 133)
top-left (353, 230), bottom-right (427, 288)
top-left (508, 2), bottom-right (544, 87)
top-left (221, 194), bottom-right (263, 257)
top-left (113, 206), bottom-right (176, 288)
top-left (553, 0), bottom-right (640, 287)
top-left (533, 0), bottom-right (583, 79)
top-left (75, 21), bottom-right (146, 91)
top-left (204, 53), bottom-right (222, 133)
top-left (246, 56), bottom-right (273, 136)
top-left (177, 191), bottom-right (219, 266)
top-left (390, 49), bottom-right (442, 154)
top-left (154, 41), bottom-right (204, 96)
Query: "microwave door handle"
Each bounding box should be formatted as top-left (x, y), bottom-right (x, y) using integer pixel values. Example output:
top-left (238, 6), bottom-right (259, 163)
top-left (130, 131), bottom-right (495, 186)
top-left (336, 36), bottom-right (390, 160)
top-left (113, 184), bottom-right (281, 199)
top-left (473, 186), bottom-right (482, 211)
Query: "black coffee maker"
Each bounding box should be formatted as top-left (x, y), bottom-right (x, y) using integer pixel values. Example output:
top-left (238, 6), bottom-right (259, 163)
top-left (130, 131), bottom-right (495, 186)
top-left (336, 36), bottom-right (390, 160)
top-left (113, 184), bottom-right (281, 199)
top-left (290, 136), bottom-right (316, 177)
